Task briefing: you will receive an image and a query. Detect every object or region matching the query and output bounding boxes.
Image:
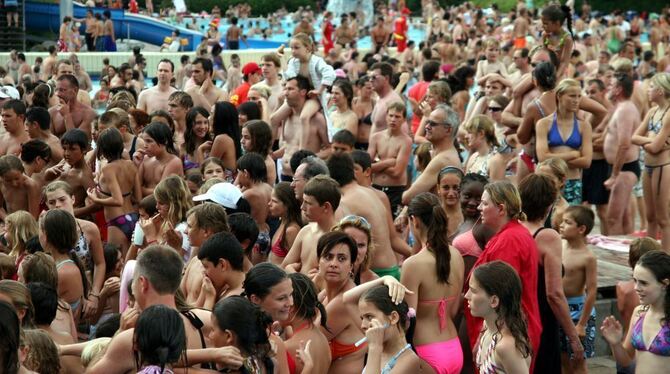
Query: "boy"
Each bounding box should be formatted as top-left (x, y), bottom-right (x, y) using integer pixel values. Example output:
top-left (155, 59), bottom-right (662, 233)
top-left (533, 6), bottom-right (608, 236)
top-left (236, 153), bottom-right (273, 261)
top-left (368, 102), bottom-right (412, 217)
top-left (47, 128), bottom-right (95, 217)
top-left (0, 100), bottom-right (30, 156)
top-left (0, 155), bottom-right (41, 219)
top-left (166, 91), bottom-right (193, 150)
top-left (197, 231), bottom-right (246, 309)
top-left (25, 106), bottom-right (64, 163)
top-left (559, 205), bottom-right (598, 373)
top-left (228, 212), bottom-right (258, 272)
top-left (282, 175), bottom-right (340, 275)
top-left (331, 129), bottom-right (355, 155)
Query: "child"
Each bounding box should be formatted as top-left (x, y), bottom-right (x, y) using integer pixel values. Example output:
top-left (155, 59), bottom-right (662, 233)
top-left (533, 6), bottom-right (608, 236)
top-left (200, 157), bottom-right (226, 181)
top-left (541, 4), bottom-right (575, 78)
top-left (4, 211), bottom-right (38, 278)
top-left (235, 152), bottom-right (273, 260)
top-left (474, 39), bottom-right (510, 82)
top-left (559, 205), bottom-right (597, 373)
top-left (330, 129), bottom-right (355, 155)
top-left (281, 33), bottom-right (336, 142)
top-left (0, 155), bottom-right (41, 220)
top-left (138, 122), bottom-right (184, 197)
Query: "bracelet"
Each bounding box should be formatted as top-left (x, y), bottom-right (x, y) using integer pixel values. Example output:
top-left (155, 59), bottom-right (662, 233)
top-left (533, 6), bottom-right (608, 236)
top-left (145, 239), bottom-right (158, 246)
top-left (89, 294), bottom-right (100, 299)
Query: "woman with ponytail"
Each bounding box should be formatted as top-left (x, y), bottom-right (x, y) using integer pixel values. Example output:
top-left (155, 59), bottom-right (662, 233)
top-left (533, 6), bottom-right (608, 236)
top-left (134, 304), bottom-right (186, 374)
top-left (541, 3), bottom-right (575, 78)
top-left (465, 180), bottom-right (542, 371)
top-left (284, 273), bottom-right (331, 373)
top-left (402, 192), bottom-right (464, 374)
top-left (39, 209), bottom-right (89, 323)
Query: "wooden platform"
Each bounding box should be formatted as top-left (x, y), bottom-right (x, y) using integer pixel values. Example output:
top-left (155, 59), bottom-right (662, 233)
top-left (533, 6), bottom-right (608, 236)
top-left (590, 240), bottom-right (632, 298)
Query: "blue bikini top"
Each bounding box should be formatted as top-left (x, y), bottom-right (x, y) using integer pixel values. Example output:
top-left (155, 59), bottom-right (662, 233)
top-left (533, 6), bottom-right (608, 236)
top-left (548, 113), bottom-right (582, 150)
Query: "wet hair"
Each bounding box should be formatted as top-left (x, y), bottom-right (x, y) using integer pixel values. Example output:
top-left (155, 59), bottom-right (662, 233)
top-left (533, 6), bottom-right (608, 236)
top-left (464, 115), bottom-right (499, 147)
top-left (198, 232), bottom-right (244, 271)
top-left (60, 128), bottom-right (89, 151)
top-left (143, 122), bottom-right (179, 155)
top-left (228, 213), bottom-right (259, 254)
top-left (27, 282), bottom-right (58, 325)
top-left (533, 62), bottom-right (557, 90)
top-left (23, 329), bottom-right (60, 374)
top-left (187, 202), bottom-right (229, 234)
top-left (238, 101), bottom-right (262, 122)
top-left (243, 120), bottom-right (272, 158)
top-left (243, 263), bottom-right (288, 301)
top-left (437, 166), bottom-right (464, 185)
top-left (167, 91), bottom-right (193, 110)
top-left (96, 127), bottom-right (124, 161)
top-left (472, 261), bottom-right (532, 357)
top-left (0, 300), bottom-right (20, 374)
top-left (149, 111), bottom-right (175, 133)
top-left (362, 285), bottom-right (416, 344)
top-left (26, 106), bottom-right (51, 130)
top-left (629, 238), bottom-right (661, 269)
top-left (0, 154), bottom-right (24, 175)
top-left (289, 273), bottom-right (327, 328)
top-left (212, 101), bottom-right (242, 159)
top-left (134, 305), bottom-right (186, 373)
top-left (316, 231), bottom-right (358, 265)
top-left (332, 130), bottom-right (355, 148)
top-left (635, 251), bottom-right (670, 325)
top-left (303, 175), bottom-right (341, 211)
top-left (212, 296), bottom-right (274, 372)
top-left (484, 180), bottom-right (526, 221)
top-left (408, 193), bottom-right (452, 283)
top-left (332, 79), bottom-right (354, 107)
top-left (154, 176), bottom-right (193, 229)
top-left (136, 245), bottom-right (184, 295)
top-left (237, 152), bottom-right (267, 183)
top-left (351, 150), bottom-right (371, 171)
top-left (184, 106), bottom-right (212, 156)
top-left (541, 4), bottom-right (573, 39)
top-left (57, 74), bottom-right (79, 89)
top-left (20, 139), bottom-right (51, 164)
top-left (518, 173), bottom-right (558, 222)
top-left (326, 152), bottom-right (355, 186)
top-left (272, 182), bottom-right (303, 248)
top-left (563, 205), bottom-right (595, 235)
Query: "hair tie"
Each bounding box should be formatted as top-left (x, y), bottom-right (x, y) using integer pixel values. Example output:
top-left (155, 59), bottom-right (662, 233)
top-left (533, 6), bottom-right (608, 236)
top-left (407, 307), bottom-right (416, 319)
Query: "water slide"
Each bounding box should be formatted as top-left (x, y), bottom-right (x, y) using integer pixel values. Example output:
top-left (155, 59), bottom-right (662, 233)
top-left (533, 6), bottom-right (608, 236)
top-left (25, 1), bottom-right (203, 51)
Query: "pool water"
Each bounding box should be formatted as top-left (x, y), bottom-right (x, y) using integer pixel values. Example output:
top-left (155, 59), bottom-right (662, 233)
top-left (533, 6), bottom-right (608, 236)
top-left (171, 15), bottom-right (426, 50)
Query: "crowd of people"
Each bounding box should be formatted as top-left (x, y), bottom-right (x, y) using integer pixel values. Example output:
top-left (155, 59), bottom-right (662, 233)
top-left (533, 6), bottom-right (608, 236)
top-left (1, 1), bottom-right (670, 374)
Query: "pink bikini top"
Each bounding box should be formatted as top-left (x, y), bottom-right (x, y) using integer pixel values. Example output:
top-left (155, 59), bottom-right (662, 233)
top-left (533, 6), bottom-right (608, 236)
top-left (453, 229), bottom-right (483, 258)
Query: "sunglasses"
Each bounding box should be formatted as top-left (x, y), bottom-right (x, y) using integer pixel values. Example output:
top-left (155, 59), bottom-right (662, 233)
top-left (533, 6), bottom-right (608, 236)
top-left (340, 215), bottom-right (371, 230)
top-left (488, 106), bottom-right (503, 112)
top-left (425, 119), bottom-right (449, 127)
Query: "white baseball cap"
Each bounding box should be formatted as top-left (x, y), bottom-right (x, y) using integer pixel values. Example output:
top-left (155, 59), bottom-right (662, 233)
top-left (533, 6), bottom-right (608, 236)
top-left (192, 182), bottom-right (242, 209)
top-left (0, 86), bottom-right (20, 100)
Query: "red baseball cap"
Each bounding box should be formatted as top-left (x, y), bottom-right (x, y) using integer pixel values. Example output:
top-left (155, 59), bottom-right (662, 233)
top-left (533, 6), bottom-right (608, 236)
top-left (401, 7), bottom-right (411, 15)
top-left (242, 62), bottom-right (261, 76)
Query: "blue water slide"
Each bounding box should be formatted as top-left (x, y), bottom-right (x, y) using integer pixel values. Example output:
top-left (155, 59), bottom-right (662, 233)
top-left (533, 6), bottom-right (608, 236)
top-left (25, 1), bottom-right (203, 51)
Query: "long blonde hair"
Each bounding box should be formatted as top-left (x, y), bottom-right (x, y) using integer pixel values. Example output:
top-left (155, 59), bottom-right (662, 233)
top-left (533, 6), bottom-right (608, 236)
top-left (652, 72), bottom-right (670, 98)
top-left (154, 176), bottom-right (193, 229)
top-left (5, 211), bottom-right (39, 258)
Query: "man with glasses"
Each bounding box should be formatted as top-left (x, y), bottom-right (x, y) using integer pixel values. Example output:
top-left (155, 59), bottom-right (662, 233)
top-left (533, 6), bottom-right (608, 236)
top-left (509, 48), bottom-right (531, 83)
top-left (369, 62), bottom-right (404, 140)
top-left (290, 155), bottom-right (328, 203)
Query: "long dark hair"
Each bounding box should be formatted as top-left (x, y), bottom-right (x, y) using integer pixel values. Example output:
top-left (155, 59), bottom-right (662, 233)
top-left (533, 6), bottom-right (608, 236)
top-left (0, 300), bottom-right (20, 374)
top-left (212, 101), bottom-right (242, 160)
top-left (41, 209), bottom-right (89, 296)
top-left (408, 192), bottom-right (451, 284)
top-left (143, 122), bottom-right (179, 156)
top-left (533, 62), bottom-right (557, 91)
top-left (243, 263), bottom-right (288, 301)
top-left (213, 296), bottom-right (275, 374)
top-left (243, 120), bottom-right (273, 158)
top-left (289, 273), bottom-right (327, 328)
top-left (184, 106), bottom-right (212, 156)
top-left (273, 182), bottom-right (303, 250)
top-left (362, 285), bottom-right (416, 346)
top-left (473, 261), bottom-right (531, 358)
top-left (541, 4), bottom-right (574, 39)
top-left (134, 304), bottom-right (186, 373)
top-left (636, 251), bottom-right (670, 325)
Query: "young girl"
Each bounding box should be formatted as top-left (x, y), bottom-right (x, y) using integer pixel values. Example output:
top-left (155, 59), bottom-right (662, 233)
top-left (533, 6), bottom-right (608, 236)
top-left (464, 115), bottom-right (499, 178)
top-left (541, 4), bottom-right (575, 78)
top-left (241, 120), bottom-right (276, 185)
top-left (200, 158), bottom-right (226, 182)
top-left (333, 215), bottom-right (379, 285)
top-left (182, 106), bottom-right (212, 172)
top-left (20, 139), bottom-right (58, 192)
top-left (141, 176), bottom-right (192, 260)
top-left (4, 211), bottom-right (38, 279)
top-left (280, 32), bottom-right (337, 142)
top-left (474, 39), bottom-right (509, 82)
top-left (236, 153), bottom-right (272, 256)
top-left (138, 122), bottom-right (184, 197)
top-left (39, 209), bottom-right (89, 322)
top-left (601, 251), bottom-right (670, 373)
top-left (133, 305), bottom-right (186, 374)
top-left (44, 180), bottom-right (105, 319)
top-left (436, 166), bottom-right (465, 240)
top-left (466, 261), bottom-right (533, 373)
top-left (536, 157), bottom-right (570, 230)
top-left (87, 127), bottom-right (142, 254)
top-left (209, 101), bottom-right (241, 180)
top-left (268, 182), bottom-right (303, 265)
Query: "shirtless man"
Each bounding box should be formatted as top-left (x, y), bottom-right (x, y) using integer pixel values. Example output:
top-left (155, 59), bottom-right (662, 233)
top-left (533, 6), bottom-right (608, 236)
top-left (0, 100), bottom-right (29, 156)
top-left (41, 46), bottom-right (58, 81)
top-left (0, 155), bottom-right (41, 220)
top-left (368, 102), bottom-right (412, 217)
top-left (225, 17), bottom-right (243, 50)
top-left (49, 74), bottom-right (96, 139)
top-left (513, 8), bottom-right (529, 50)
top-left (583, 78), bottom-right (614, 235)
top-left (282, 175), bottom-right (339, 275)
top-left (271, 76), bottom-right (329, 179)
top-left (17, 53), bottom-right (31, 81)
top-left (260, 53), bottom-right (283, 115)
top-left (138, 122), bottom-right (183, 197)
top-left (185, 57), bottom-right (228, 109)
top-left (369, 62), bottom-right (404, 139)
top-left (166, 91), bottom-right (193, 151)
top-left (110, 63), bottom-right (136, 91)
top-left (197, 232), bottom-right (246, 309)
top-left (137, 60), bottom-right (178, 114)
top-left (175, 55), bottom-right (190, 90)
top-left (327, 153), bottom-right (405, 279)
top-left (335, 14), bottom-right (355, 47)
top-left (84, 245), bottom-right (243, 374)
top-left (370, 17), bottom-right (390, 53)
top-left (25, 106), bottom-right (64, 163)
top-left (54, 60), bottom-right (92, 106)
top-left (603, 73), bottom-right (640, 235)
top-left (72, 60), bottom-right (93, 92)
top-left (181, 203), bottom-right (230, 306)
top-left (401, 104), bottom-right (461, 206)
